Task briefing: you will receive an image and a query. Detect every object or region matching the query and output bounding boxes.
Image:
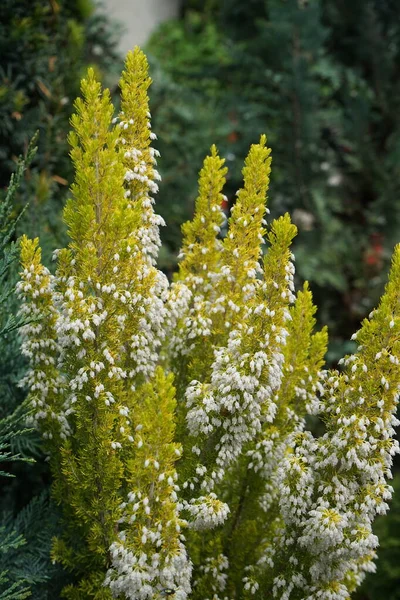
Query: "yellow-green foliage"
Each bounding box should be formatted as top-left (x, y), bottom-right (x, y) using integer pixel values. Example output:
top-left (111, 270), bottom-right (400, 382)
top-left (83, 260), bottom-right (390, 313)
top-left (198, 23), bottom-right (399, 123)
top-left (19, 236), bottom-right (66, 442)
top-left (222, 134), bottom-right (271, 289)
top-left (122, 368), bottom-right (182, 560)
top-left (19, 49), bottom-right (186, 600)
top-left (178, 145), bottom-right (227, 283)
top-left (65, 69), bottom-right (126, 259)
top-left (168, 136), bottom-right (272, 388)
top-left (17, 47), bottom-right (400, 600)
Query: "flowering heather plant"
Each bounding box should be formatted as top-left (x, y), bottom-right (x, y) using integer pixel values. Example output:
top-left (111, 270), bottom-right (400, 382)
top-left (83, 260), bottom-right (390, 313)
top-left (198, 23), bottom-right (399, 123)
top-left (17, 48), bottom-right (400, 600)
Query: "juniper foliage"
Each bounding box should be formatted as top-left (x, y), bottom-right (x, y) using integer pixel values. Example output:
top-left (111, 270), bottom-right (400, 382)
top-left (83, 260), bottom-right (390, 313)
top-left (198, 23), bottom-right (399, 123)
top-left (0, 135), bottom-right (37, 461)
top-left (0, 138), bottom-right (61, 600)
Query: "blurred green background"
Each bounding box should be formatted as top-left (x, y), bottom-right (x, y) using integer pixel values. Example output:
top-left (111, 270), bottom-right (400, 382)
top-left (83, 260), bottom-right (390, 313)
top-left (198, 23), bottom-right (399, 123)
top-left (1, 0), bottom-right (400, 597)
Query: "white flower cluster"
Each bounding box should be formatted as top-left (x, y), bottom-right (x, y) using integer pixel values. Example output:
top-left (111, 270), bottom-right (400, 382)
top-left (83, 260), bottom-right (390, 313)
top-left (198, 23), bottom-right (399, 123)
top-left (183, 261), bottom-right (294, 495)
top-left (164, 282), bottom-right (193, 358)
top-left (243, 570), bottom-right (260, 596)
top-left (185, 324), bottom-right (284, 491)
top-left (195, 553), bottom-right (230, 599)
top-left (266, 349), bottom-right (400, 598)
top-left (17, 265), bottom-right (70, 438)
top-left (246, 366), bottom-right (321, 509)
top-left (118, 111), bottom-right (164, 266)
top-left (113, 113), bottom-right (172, 383)
top-left (165, 199), bottom-right (226, 359)
top-left (125, 270), bottom-right (170, 381)
top-left (106, 539), bottom-right (192, 600)
top-left (182, 494), bottom-right (230, 530)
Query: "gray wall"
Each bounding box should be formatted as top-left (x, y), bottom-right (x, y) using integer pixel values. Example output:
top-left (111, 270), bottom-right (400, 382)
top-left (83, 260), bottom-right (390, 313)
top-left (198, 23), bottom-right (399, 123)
top-left (103, 0), bottom-right (179, 55)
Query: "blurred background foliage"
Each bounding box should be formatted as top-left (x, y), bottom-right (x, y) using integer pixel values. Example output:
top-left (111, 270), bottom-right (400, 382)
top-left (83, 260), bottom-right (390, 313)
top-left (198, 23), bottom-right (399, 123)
top-left (147, 0), bottom-right (400, 365)
top-left (1, 0), bottom-right (400, 597)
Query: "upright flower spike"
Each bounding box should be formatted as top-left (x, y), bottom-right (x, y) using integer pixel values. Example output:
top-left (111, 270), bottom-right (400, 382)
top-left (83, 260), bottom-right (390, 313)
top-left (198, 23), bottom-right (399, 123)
top-left (118, 47), bottom-right (164, 265)
top-left (168, 136), bottom-right (272, 394)
top-left (263, 246), bottom-right (400, 599)
top-left (19, 68), bottom-right (128, 596)
top-left (183, 215), bottom-right (297, 493)
top-left (227, 286), bottom-right (328, 597)
top-left (19, 66), bottom-right (180, 599)
top-left (182, 215), bottom-right (300, 596)
top-left (105, 368), bottom-right (192, 600)
top-left (220, 134), bottom-right (271, 308)
top-left (177, 146), bottom-right (227, 283)
top-left (166, 146), bottom-right (227, 390)
top-left (18, 237), bottom-right (68, 440)
top-left (170, 145), bottom-right (293, 551)
top-left (116, 48), bottom-right (169, 380)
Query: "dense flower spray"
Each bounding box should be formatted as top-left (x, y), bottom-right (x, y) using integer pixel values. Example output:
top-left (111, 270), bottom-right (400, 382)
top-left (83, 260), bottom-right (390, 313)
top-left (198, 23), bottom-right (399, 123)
top-left (18, 50), bottom-right (190, 600)
top-left (18, 48), bottom-right (400, 600)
